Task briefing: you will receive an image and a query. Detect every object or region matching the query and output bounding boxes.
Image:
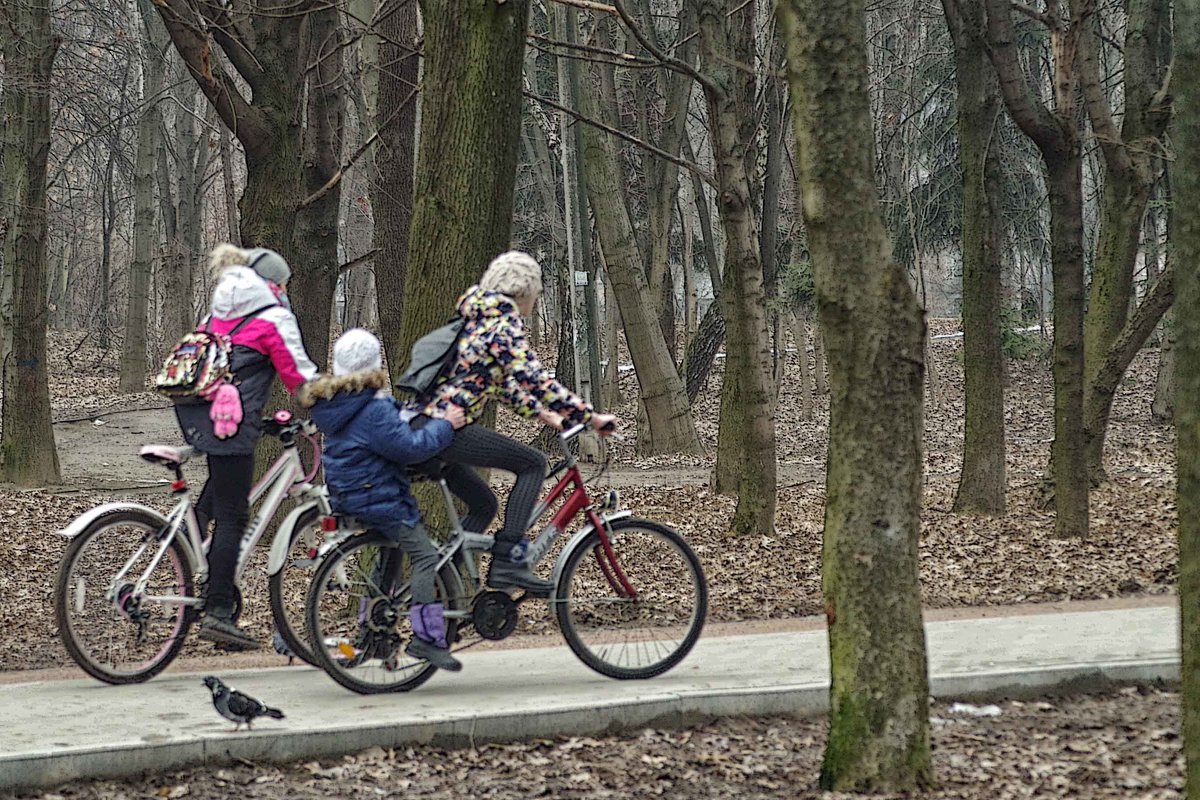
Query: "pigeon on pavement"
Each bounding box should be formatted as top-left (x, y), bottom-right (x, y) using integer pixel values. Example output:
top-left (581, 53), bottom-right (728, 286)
top-left (202, 675), bottom-right (285, 731)
top-left (272, 629), bottom-right (298, 666)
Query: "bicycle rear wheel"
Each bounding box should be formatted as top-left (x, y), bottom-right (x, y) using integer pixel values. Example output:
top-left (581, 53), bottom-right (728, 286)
top-left (267, 507), bottom-right (324, 666)
top-left (555, 518), bottom-right (707, 680)
top-left (54, 510), bottom-right (195, 684)
top-left (305, 531), bottom-right (464, 694)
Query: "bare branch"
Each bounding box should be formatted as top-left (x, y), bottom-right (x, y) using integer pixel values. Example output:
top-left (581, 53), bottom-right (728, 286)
top-left (1011, 2), bottom-right (1056, 27)
top-left (983, 0), bottom-right (1064, 153)
top-left (299, 87), bottom-right (418, 209)
top-left (611, 0), bottom-right (720, 95)
top-left (339, 248), bottom-right (380, 275)
top-left (524, 90), bottom-right (717, 188)
top-left (548, 0), bottom-right (618, 13)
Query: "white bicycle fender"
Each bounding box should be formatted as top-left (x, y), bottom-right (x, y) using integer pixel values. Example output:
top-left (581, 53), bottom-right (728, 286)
top-left (57, 502), bottom-right (168, 540)
top-left (550, 509), bottom-right (633, 594)
top-left (266, 500), bottom-right (324, 576)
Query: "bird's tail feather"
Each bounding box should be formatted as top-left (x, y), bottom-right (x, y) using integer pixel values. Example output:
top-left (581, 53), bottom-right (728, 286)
top-left (264, 707), bottom-right (285, 719)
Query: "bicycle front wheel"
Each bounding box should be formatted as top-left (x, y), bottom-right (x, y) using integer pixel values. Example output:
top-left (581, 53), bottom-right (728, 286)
top-left (54, 510), bottom-right (195, 684)
top-left (305, 531), bottom-right (464, 694)
top-left (267, 507), bottom-right (324, 667)
top-left (555, 518), bottom-right (707, 680)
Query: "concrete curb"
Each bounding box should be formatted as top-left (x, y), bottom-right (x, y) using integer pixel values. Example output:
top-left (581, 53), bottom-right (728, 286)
top-left (0, 657), bottom-right (1178, 793)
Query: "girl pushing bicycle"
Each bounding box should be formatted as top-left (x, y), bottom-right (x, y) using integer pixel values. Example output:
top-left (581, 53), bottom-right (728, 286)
top-left (301, 329), bottom-right (467, 671)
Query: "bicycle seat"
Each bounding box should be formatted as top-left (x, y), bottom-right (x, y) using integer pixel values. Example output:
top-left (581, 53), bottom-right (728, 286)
top-left (139, 445), bottom-right (196, 467)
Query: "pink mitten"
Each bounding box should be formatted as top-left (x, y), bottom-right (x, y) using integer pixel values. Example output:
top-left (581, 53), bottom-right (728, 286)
top-left (210, 383), bottom-right (244, 439)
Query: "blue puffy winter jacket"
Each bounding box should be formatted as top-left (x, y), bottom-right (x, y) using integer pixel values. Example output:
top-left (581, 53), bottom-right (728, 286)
top-left (300, 370), bottom-right (453, 527)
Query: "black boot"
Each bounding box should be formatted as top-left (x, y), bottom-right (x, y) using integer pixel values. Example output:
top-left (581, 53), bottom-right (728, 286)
top-left (488, 556), bottom-right (554, 597)
top-left (405, 637), bottom-right (462, 671)
top-left (199, 604), bottom-right (261, 651)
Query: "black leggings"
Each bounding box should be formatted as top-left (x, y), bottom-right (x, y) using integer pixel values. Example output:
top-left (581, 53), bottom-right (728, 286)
top-left (416, 421), bottom-right (547, 554)
top-left (194, 452), bottom-right (255, 613)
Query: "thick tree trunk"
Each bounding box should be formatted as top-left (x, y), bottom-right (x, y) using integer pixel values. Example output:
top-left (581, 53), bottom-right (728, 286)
top-left (943, 0), bottom-right (1006, 515)
top-left (1173, 0), bottom-right (1200, 788)
top-left (120, 45), bottom-right (162, 393)
top-left (0, 0), bottom-right (61, 485)
top-left (684, 302), bottom-right (726, 402)
top-left (579, 47), bottom-right (700, 455)
top-left (402, 0), bottom-right (532, 354)
top-left (289, 6), bottom-right (345, 370)
top-left (368, 0), bottom-right (419, 376)
top-left (699, 0), bottom-right (777, 535)
top-left (1045, 154), bottom-right (1089, 538)
top-left (782, 0), bottom-right (932, 790)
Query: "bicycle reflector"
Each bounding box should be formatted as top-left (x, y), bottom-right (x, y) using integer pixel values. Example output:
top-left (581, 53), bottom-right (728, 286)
top-left (320, 516), bottom-right (338, 532)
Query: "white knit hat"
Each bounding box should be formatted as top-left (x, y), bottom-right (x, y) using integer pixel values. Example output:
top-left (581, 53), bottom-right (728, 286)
top-left (332, 328), bottom-right (383, 376)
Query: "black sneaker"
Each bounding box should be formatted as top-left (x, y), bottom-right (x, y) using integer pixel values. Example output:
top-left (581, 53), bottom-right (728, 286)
top-left (487, 559), bottom-right (554, 597)
top-left (405, 637), bottom-right (462, 672)
top-left (199, 615), bottom-right (262, 651)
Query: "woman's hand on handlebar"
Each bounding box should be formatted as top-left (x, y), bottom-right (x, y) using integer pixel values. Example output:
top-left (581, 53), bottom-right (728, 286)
top-left (538, 408), bottom-right (565, 430)
top-left (443, 405), bottom-right (467, 430)
top-left (590, 413), bottom-right (619, 436)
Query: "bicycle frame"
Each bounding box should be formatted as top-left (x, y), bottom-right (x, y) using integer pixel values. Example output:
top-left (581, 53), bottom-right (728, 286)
top-left (73, 431), bottom-right (330, 613)
top-left (420, 424), bottom-right (637, 600)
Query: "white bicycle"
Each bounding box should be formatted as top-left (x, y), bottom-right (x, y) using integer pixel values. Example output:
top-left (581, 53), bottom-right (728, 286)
top-left (54, 410), bottom-right (340, 684)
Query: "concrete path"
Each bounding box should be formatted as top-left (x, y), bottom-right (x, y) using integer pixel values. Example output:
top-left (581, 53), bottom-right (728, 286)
top-left (0, 604), bottom-right (1179, 793)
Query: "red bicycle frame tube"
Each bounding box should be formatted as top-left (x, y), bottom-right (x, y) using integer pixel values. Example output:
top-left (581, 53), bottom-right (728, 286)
top-left (542, 464), bottom-right (637, 598)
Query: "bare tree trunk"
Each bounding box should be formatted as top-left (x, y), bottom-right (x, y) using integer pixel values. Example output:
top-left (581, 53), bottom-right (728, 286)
top-left (698, 0), bottom-right (777, 535)
top-left (120, 28), bottom-right (163, 393)
top-left (402, 0), bottom-right (532, 355)
top-left (368, 0), bottom-right (419, 376)
top-left (1152, 307), bottom-right (1176, 424)
top-left (219, 124), bottom-right (240, 247)
top-left (0, 0), bottom-right (61, 484)
top-left (579, 34), bottom-right (700, 454)
top-left (983, 0), bottom-right (1089, 538)
top-left (791, 312), bottom-right (812, 420)
top-left (943, 0), bottom-right (1007, 515)
top-left (290, 10), bottom-right (345, 370)
top-left (602, 267), bottom-right (623, 408)
top-left (1173, 0), bottom-right (1200, 787)
top-left (782, 0), bottom-right (931, 789)
top-left (1078, 0), bottom-right (1171, 479)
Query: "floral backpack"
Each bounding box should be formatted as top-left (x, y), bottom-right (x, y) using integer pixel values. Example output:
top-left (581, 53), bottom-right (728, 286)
top-left (154, 308), bottom-right (269, 437)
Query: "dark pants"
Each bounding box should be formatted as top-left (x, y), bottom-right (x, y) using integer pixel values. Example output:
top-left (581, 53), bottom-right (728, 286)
top-left (195, 452), bottom-right (255, 614)
top-left (415, 421), bottom-right (547, 555)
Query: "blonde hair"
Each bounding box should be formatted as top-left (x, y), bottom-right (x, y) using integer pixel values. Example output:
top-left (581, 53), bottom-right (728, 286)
top-left (208, 243), bottom-right (252, 278)
top-left (480, 251), bottom-right (543, 302)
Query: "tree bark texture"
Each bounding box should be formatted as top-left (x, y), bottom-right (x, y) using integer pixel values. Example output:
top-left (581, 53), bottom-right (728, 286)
top-left (369, 0), bottom-right (419, 377)
top-left (698, 0), bottom-right (777, 536)
top-left (1173, 0), bottom-right (1200, 789)
top-left (1152, 307), bottom-right (1175, 424)
top-left (579, 45), bottom-right (700, 455)
top-left (943, 0), bottom-right (1007, 515)
top-left (401, 0), bottom-right (532, 357)
top-left (781, 0), bottom-right (932, 790)
top-left (0, 0), bottom-right (62, 485)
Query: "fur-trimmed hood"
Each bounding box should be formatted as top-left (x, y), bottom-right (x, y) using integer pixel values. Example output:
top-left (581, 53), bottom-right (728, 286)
top-left (299, 370), bottom-right (389, 408)
top-left (300, 370), bottom-right (391, 436)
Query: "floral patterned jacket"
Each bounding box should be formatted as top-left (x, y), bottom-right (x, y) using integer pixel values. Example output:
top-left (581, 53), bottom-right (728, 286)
top-left (420, 285), bottom-right (593, 427)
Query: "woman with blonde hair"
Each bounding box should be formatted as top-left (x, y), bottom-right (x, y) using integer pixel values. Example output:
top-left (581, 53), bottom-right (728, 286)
top-left (411, 251), bottom-right (618, 596)
top-left (174, 243), bottom-right (317, 649)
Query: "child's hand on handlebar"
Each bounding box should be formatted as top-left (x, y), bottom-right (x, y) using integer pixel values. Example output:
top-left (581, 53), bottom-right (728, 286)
top-left (444, 405), bottom-right (467, 430)
top-left (538, 408), bottom-right (565, 430)
top-left (590, 413), bottom-right (619, 436)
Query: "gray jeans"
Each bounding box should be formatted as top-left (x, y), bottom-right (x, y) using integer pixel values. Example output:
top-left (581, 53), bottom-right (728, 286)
top-left (376, 521), bottom-right (440, 605)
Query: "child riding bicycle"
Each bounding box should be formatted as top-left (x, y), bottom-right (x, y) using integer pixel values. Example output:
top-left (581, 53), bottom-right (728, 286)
top-left (301, 329), bottom-right (467, 671)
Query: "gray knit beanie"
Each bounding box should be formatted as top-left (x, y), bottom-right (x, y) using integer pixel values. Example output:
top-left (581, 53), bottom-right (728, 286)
top-left (245, 248), bottom-right (292, 286)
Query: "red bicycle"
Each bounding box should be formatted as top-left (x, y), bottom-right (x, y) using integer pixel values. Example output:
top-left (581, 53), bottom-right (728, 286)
top-left (305, 423), bottom-right (709, 694)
